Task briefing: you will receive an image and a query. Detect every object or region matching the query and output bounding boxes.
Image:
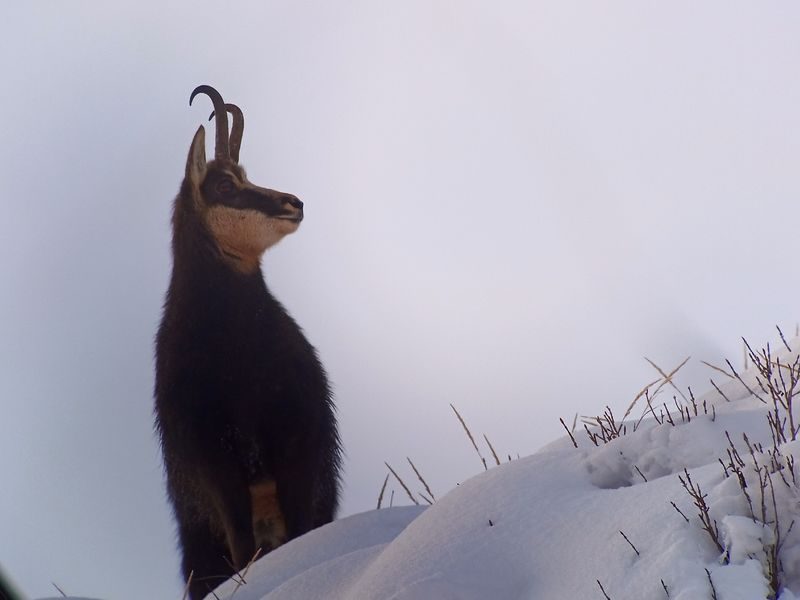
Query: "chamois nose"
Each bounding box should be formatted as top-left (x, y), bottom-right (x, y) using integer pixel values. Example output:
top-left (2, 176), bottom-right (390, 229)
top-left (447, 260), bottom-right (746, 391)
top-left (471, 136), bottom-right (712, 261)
top-left (284, 195), bottom-right (303, 210)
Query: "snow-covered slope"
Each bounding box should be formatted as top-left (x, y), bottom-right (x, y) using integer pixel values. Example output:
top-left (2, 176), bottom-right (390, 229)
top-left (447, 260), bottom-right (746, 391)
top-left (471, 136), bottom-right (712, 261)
top-left (207, 338), bottom-right (800, 600)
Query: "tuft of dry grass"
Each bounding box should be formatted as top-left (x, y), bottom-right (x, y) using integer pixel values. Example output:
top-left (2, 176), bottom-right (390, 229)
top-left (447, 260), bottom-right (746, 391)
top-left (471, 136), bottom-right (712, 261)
top-left (571, 357), bottom-right (724, 449)
top-left (378, 405), bottom-right (509, 509)
top-left (582, 406), bottom-right (625, 446)
top-left (741, 336), bottom-right (800, 442)
top-left (572, 329), bottom-right (800, 600)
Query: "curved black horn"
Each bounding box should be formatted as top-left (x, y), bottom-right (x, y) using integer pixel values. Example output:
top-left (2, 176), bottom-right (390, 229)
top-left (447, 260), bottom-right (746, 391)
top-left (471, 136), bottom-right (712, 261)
top-left (209, 104), bottom-right (244, 164)
top-left (189, 85), bottom-right (230, 162)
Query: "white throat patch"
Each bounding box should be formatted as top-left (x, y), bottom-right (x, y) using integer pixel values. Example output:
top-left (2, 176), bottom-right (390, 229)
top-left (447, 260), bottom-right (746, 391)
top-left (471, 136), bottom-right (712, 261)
top-left (204, 205), bottom-right (298, 272)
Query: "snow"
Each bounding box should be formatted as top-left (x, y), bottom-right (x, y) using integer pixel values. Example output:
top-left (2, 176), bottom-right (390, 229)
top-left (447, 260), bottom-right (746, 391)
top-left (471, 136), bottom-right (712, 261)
top-left (131, 337), bottom-right (793, 600)
top-left (48, 339), bottom-right (800, 600)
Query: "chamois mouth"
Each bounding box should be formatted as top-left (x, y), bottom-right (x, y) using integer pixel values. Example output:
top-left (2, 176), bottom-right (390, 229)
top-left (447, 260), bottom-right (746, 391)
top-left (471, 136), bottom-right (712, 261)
top-left (275, 213), bottom-right (303, 224)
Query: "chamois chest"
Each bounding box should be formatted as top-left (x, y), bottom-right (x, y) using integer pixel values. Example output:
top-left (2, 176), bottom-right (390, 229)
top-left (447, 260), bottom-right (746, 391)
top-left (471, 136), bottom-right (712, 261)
top-left (157, 269), bottom-right (324, 425)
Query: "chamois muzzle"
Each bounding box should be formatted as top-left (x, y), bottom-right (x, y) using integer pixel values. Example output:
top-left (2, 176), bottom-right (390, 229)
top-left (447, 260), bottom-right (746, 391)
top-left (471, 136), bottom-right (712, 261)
top-left (281, 194), bottom-right (304, 223)
top-left (250, 188), bottom-right (303, 223)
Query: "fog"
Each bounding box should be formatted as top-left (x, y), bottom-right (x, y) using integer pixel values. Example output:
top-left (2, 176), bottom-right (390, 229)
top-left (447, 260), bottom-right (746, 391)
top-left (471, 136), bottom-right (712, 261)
top-left (2, 2), bottom-right (799, 598)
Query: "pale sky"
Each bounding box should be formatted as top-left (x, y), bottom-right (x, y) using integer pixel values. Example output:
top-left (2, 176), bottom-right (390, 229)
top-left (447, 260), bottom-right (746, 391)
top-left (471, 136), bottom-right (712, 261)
top-left (2, 2), bottom-right (800, 598)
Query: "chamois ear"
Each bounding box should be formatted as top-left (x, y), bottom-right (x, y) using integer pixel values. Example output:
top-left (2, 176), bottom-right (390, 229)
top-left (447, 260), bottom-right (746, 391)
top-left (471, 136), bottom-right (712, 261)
top-left (186, 125), bottom-right (207, 188)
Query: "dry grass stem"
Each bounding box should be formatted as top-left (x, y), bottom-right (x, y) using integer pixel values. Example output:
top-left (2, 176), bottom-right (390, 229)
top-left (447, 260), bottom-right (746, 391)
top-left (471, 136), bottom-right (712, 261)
top-left (597, 579), bottom-right (612, 600)
top-left (407, 457), bottom-right (436, 502)
top-left (221, 555), bottom-right (247, 586)
top-left (240, 548), bottom-right (262, 577)
top-left (52, 583), bottom-right (67, 598)
top-left (645, 356), bottom-right (690, 402)
top-left (385, 461), bottom-right (419, 505)
top-left (377, 472), bottom-right (390, 509)
top-left (450, 403), bottom-right (487, 470)
top-left (181, 572), bottom-right (193, 600)
top-left (227, 548), bottom-right (262, 598)
top-left (701, 360), bottom-right (733, 379)
top-left (483, 434), bottom-right (501, 466)
top-left (623, 377), bottom-right (662, 420)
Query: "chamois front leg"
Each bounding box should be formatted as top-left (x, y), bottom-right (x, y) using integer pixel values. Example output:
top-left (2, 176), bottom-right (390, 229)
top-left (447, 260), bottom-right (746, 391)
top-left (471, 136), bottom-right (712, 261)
top-left (273, 445), bottom-right (318, 539)
top-left (176, 518), bottom-right (231, 600)
top-left (197, 459), bottom-right (257, 570)
top-left (312, 449), bottom-right (341, 528)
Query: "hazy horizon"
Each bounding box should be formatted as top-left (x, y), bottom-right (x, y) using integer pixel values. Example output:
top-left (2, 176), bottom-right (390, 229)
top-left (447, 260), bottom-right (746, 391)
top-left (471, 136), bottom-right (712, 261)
top-left (2, 2), bottom-right (800, 598)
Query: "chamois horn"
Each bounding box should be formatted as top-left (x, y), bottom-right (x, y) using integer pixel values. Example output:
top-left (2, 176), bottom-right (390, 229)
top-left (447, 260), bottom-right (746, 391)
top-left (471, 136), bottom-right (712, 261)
top-left (209, 104), bottom-right (244, 164)
top-left (189, 85), bottom-right (230, 162)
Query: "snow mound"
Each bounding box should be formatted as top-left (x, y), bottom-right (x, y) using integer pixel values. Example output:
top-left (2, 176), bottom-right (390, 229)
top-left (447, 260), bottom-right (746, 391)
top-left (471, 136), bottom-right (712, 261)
top-left (204, 341), bottom-right (800, 599)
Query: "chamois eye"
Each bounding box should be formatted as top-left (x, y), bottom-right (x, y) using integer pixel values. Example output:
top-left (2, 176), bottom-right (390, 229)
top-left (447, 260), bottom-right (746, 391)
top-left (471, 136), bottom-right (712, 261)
top-left (216, 179), bottom-right (235, 195)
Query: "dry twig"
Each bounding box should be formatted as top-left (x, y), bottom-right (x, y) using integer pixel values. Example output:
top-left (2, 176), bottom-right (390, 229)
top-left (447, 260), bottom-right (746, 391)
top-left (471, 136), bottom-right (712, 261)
top-left (619, 530), bottom-right (640, 556)
top-left (560, 417), bottom-right (578, 448)
top-left (596, 579), bottom-right (612, 600)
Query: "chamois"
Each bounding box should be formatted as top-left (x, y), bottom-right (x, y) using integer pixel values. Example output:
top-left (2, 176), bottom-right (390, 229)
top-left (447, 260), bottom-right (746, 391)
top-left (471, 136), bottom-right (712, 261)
top-left (154, 85), bottom-right (341, 599)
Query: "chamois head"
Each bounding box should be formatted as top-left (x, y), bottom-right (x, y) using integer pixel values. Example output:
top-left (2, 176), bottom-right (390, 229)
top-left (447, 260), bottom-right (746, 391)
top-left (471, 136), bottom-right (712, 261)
top-left (183, 85), bottom-right (303, 273)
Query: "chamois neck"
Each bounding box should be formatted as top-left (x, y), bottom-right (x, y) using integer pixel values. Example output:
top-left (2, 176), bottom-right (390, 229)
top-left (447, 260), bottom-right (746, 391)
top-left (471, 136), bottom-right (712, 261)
top-left (169, 198), bottom-right (267, 305)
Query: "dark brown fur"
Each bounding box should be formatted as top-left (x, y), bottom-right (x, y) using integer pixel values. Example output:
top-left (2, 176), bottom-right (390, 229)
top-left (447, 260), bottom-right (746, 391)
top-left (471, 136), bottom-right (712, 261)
top-left (154, 90), bottom-right (341, 599)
